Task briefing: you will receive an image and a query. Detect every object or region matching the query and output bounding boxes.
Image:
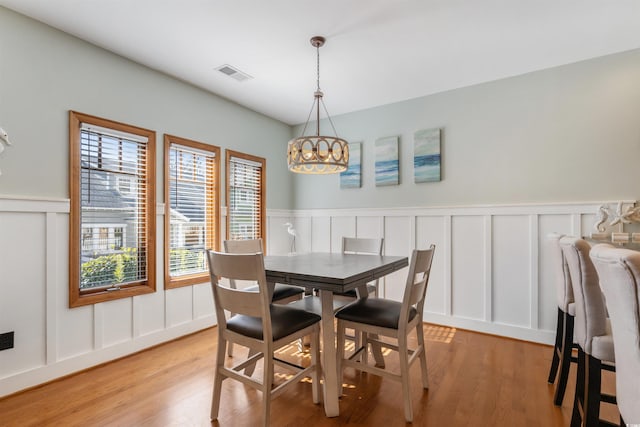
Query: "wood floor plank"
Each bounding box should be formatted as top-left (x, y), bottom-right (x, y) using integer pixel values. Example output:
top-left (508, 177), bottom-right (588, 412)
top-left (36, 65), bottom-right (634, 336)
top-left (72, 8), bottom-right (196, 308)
top-left (0, 324), bottom-right (614, 426)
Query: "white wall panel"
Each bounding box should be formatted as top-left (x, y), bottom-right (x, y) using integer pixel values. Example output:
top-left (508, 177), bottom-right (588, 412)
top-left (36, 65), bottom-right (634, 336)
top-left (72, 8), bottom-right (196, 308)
top-left (267, 214), bottom-right (292, 255)
top-left (0, 213), bottom-right (46, 374)
top-left (330, 216), bottom-right (356, 253)
top-left (57, 305), bottom-right (94, 361)
top-left (492, 215), bottom-right (531, 327)
top-left (193, 283), bottom-right (214, 319)
top-left (416, 216), bottom-right (447, 315)
top-left (101, 299), bottom-right (133, 347)
top-left (384, 216), bottom-right (412, 301)
top-left (311, 216), bottom-right (331, 252)
top-left (356, 216), bottom-right (382, 240)
top-left (165, 286), bottom-right (194, 327)
top-left (136, 291), bottom-right (166, 336)
top-left (451, 216), bottom-right (485, 320)
top-left (292, 216), bottom-right (312, 254)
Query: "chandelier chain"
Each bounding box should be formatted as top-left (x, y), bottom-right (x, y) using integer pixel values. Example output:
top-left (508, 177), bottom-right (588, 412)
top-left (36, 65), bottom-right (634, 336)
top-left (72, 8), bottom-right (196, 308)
top-left (316, 43), bottom-right (321, 92)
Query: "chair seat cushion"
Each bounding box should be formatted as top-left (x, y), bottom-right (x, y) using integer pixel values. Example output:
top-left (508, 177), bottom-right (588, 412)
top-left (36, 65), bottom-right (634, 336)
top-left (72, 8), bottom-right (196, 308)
top-left (227, 304), bottom-right (320, 341)
top-left (243, 283), bottom-right (304, 301)
top-left (335, 298), bottom-right (417, 330)
top-left (334, 284), bottom-right (377, 298)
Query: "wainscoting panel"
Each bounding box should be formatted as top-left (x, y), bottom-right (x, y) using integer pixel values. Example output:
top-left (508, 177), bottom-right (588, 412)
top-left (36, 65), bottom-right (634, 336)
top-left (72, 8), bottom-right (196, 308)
top-left (101, 298), bottom-right (133, 348)
top-left (291, 216), bottom-right (312, 254)
top-left (416, 216), bottom-right (447, 315)
top-left (451, 215), bottom-right (486, 321)
top-left (56, 304), bottom-right (93, 361)
top-left (355, 216), bottom-right (383, 240)
top-left (1, 196), bottom-right (634, 398)
top-left (136, 290), bottom-right (166, 337)
top-left (383, 216), bottom-right (412, 301)
top-left (310, 216), bottom-right (331, 252)
top-left (330, 216), bottom-right (356, 253)
top-left (492, 215), bottom-right (532, 328)
top-left (166, 286), bottom-right (194, 328)
top-left (0, 212), bottom-right (47, 375)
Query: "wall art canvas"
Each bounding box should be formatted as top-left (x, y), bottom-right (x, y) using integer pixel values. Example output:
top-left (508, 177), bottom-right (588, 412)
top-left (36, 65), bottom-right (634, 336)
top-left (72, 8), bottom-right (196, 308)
top-left (375, 136), bottom-right (399, 186)
top-left (414, 128), bottom-right (441, 183)
top-left (340, 142), bottom-right (361, 189)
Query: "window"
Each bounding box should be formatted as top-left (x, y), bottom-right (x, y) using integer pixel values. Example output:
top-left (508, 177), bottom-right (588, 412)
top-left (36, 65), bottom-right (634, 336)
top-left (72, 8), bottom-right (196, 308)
top-left (164, 135), bottom-right (220, 288)
top-left (69, 111), bottom-right (156, 307)
top-left (226, 150), bottom-right (265, 246)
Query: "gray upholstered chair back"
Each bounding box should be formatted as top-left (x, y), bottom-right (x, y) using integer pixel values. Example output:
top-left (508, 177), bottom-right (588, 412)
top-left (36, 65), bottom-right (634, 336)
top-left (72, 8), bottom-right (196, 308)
top-left (559, 236), bottom-right (607, 354)
top-left (342, 237), bottom-right (384, 255)
top-left (548, 232), bottom-right (574, 311)
top-left (590, 244), bottom-right (640, 424)
top-left (224, 238), bottom-right (263, 254)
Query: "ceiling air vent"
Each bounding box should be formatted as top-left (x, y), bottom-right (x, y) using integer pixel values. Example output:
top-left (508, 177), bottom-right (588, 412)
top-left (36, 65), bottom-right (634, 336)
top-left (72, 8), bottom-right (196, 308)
top-left (215, 64), bottom-right (252, 82)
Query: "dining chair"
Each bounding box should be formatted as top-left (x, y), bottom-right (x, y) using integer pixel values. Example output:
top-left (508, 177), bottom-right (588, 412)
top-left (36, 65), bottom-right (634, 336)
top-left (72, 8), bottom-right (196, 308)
top-left (559, 237), bottom-right (619, 427)
top-left (206, 250), bottom-right (321, 427)
top-left (336, 237), bottom-right (384, 298)
top-left (288, 237), bottom-right (385, 316)
top-left (590, 244), bottom-right (640, 426)
top-left (335, 245), bottom-right (435, 423)
top-left (546, 232), bottom-right (578, 406)
top-left (224, 238), bottom-right (304, 357)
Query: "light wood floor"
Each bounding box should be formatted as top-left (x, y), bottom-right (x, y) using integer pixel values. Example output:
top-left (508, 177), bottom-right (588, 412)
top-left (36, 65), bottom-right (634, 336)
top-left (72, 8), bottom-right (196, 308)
top-left (0, 325), bottom-right (619, 427)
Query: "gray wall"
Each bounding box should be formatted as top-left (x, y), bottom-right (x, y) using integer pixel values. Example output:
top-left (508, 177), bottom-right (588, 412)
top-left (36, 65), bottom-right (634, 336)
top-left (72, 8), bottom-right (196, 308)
top-left (292, 49), bottom-right (640, 209)
top-left (0, 6), bottom-right (294, 209)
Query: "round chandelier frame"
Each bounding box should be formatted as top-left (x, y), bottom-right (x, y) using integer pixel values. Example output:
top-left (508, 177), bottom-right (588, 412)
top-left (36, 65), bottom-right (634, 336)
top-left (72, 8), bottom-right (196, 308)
top-left (288, 36), bottom-right (349, 174)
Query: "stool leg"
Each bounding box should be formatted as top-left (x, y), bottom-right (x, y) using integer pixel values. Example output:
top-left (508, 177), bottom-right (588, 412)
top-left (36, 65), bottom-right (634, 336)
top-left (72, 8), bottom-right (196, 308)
top-left (584, 354), bottom-right (602, 427)
top-left (554, 312), bottom-right (574, 405)
top-left (549, 307), bottom-right (564, 384)
top-left (571, 348), bottom-right (586, 427)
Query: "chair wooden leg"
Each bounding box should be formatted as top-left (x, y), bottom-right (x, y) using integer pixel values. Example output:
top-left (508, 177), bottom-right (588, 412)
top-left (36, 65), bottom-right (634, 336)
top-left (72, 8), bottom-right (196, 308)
top-left (554, 311), bottom-right (574, 405)
top-left (262, 346), bottom-right (274, 427)
top-left (416, 322), bottom-right (429, 389)
top-left (399, 334), bottom-right (413, 423)
top-left (211, 335), bottom-right (227, 420)
top-left (571, 348), bottom-right (586, 427)
top-left (548, 307), bottom-right (564, 384)
top-left (362, 332), bottom-right (369, 366)
top-left (584, 354), bottom-right (602, 427)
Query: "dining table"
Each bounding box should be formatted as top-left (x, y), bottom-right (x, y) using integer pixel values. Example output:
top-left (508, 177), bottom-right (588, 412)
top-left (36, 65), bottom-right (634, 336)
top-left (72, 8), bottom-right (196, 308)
top-left (263, 251), bottom-right (409, 417)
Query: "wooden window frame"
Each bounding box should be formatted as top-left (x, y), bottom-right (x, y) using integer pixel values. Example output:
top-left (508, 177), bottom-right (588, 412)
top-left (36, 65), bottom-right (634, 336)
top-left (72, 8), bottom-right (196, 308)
top-left (164, 134), bottom-right (220, 289)
top-left (225, 150), bottom-right (266, 251)
top-left (69, 111), bottom-right (156, 307)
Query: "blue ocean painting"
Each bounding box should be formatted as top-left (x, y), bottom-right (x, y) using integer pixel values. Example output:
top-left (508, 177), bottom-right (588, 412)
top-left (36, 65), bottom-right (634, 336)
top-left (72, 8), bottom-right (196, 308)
top-left (375, 136), bottom-right (399, 186)
top-left (340, 142), bottom-right (361, 189)
top-left (414, 128), bottom-right (441, 183)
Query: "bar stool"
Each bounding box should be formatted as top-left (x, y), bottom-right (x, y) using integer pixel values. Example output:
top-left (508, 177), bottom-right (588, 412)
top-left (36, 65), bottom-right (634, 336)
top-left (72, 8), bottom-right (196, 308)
top-left (590, 244), bottom-right (640, 426)
top-left (559, 237), bottom-right (620, 427)
top-left (547, 232), bottom-right (578, 405)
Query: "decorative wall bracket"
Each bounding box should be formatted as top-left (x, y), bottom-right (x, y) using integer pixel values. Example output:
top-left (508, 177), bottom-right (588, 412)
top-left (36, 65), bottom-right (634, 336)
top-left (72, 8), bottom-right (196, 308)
top-left (594, 201), bottom-right (640, 232)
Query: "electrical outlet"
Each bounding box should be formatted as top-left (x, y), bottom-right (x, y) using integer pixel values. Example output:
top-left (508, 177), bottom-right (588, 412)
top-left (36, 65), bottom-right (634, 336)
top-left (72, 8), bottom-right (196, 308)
top-left (0, 331), bottom-right (14, 350)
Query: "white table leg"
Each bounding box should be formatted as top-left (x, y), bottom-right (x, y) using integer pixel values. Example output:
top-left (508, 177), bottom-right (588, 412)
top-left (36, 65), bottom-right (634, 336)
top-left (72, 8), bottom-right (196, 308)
top-left (319, 289), bottom-right (340, 417)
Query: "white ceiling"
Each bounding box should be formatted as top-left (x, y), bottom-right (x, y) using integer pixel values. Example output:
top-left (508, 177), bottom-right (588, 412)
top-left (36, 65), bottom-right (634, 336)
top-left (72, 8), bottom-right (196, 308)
top-left (2, 0), bottom-right (640, 125)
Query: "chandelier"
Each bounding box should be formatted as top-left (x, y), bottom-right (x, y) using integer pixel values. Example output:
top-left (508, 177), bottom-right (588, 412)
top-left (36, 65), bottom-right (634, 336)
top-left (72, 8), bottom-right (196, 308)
top-left (287, 36), bottom-right (349, 174)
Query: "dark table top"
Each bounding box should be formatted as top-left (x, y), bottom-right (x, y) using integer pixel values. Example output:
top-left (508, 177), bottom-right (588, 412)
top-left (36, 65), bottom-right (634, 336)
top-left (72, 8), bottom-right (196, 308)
top-left (263, 252), bottom-right (408, 293)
